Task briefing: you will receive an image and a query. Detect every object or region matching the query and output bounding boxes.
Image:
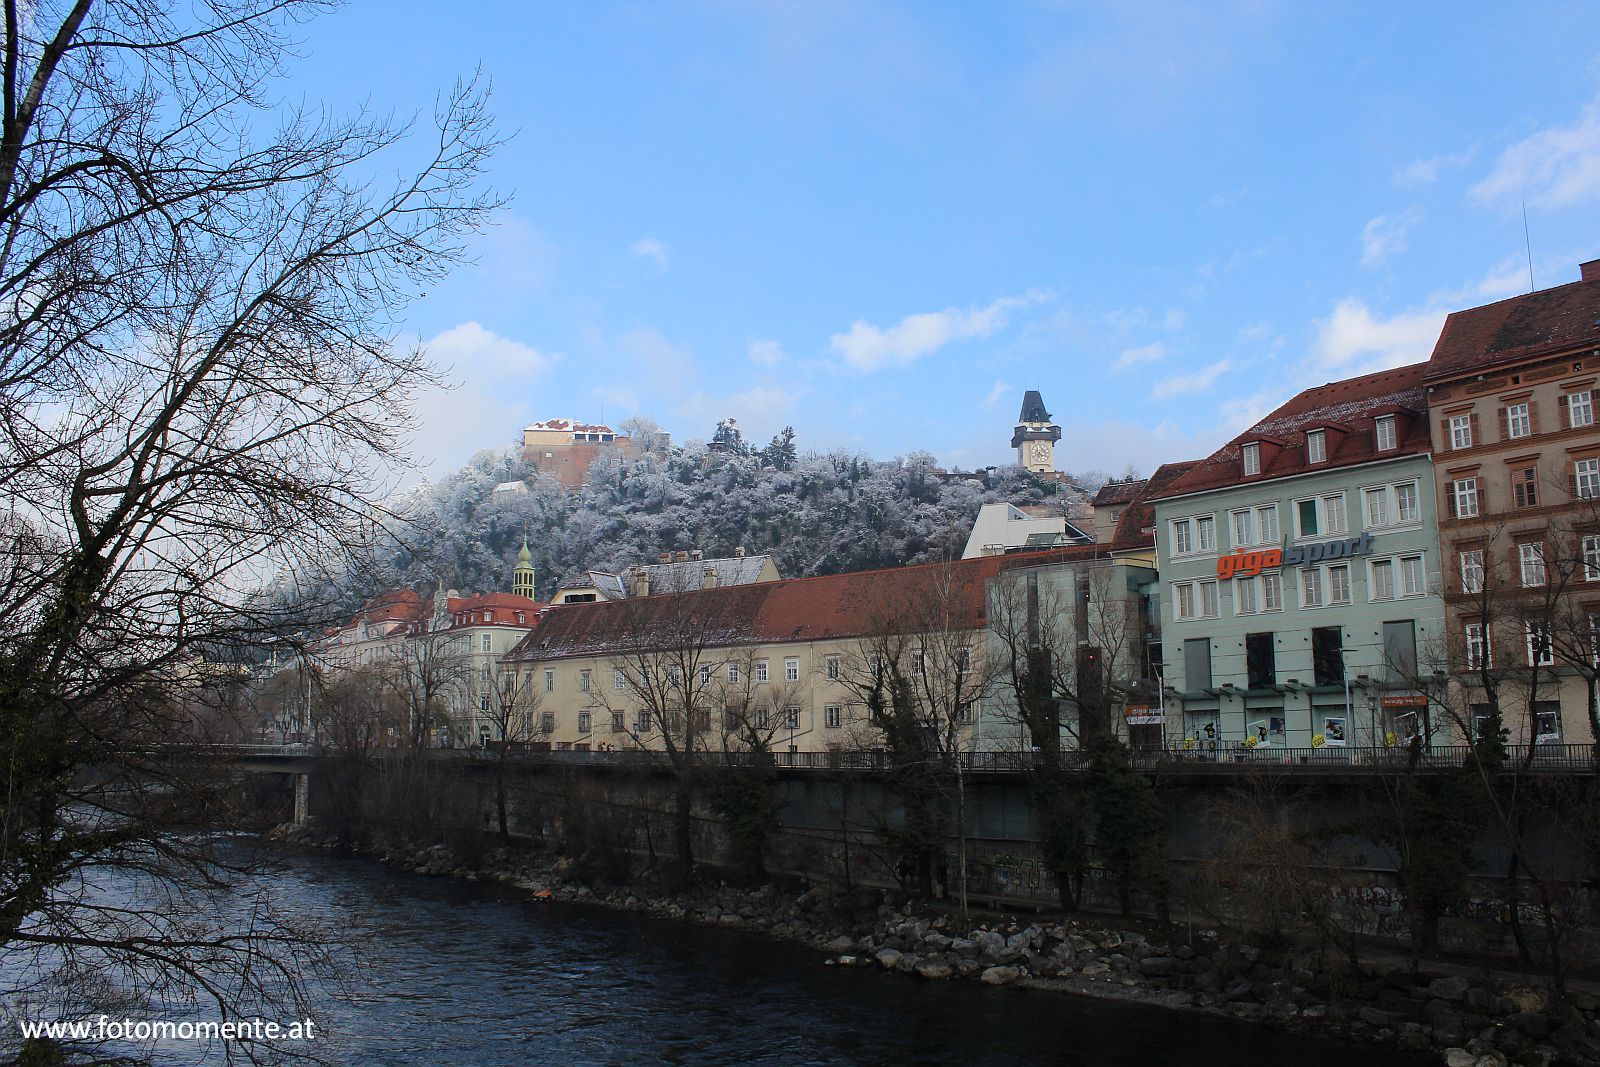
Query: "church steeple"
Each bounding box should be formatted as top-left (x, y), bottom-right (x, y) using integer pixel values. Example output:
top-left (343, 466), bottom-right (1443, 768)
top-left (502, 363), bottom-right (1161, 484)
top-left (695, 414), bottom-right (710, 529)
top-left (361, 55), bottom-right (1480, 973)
top-left (1010, 389), bottom-right (1062, 473)
top-left (513, 538), bottom-right (536, 599)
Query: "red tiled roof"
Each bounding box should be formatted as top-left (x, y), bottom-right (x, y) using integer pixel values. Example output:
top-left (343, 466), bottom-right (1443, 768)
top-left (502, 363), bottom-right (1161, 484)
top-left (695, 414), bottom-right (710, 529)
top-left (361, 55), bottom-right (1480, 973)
top-left (1109, 461), bottom-right (1200, 550)
top-left (524, 418), bottom-right (618, 434)
top-left (1427, 274), bottom-right (1600, 382)
top-left (1156, 363), bottom-right (1429, 500)
top-left (351, 589), bottom-right (423, 625)
top-left (507, 548), bottom-right (1109, 661)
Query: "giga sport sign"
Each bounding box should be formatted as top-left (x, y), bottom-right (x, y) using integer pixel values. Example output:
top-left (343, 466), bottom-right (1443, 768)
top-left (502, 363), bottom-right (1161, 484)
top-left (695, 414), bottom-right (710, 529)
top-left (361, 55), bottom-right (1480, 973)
top-left (1216, 532), bottom-right (1374, 580)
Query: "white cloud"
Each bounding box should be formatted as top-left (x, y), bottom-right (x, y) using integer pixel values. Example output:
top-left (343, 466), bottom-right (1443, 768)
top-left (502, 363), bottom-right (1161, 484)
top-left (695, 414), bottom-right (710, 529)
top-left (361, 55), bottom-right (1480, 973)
top-left (1206, 185), bottom-right (1251, 209)
top-left (747, 339), bottom-right (785, 366)
top-left (1309, 299), bottom-right (1445, 372)
top-left (1150, 358), bottom-right (1233, 400)
top-left (1163, 308), bottom-right (1187, 330)
top-left (1473, 99), bottom-right (1600, 210)
top-left (630, 236), bottom-right (670, 271)
top-left (677, 385), bottom-right (799, 442)
top-left (1392, 150), bottom-right (1475, 188)
top-left (425, 321), bottom-right (559, 379)
top-left (1360, 209), bottom-right (1421, 267)
top-left (829, 294), bottom-right (1037, 371)
top-left (1112, 342), bottom-right (1167, 372)
top-left (983, 380), bottom-right (1011, 409)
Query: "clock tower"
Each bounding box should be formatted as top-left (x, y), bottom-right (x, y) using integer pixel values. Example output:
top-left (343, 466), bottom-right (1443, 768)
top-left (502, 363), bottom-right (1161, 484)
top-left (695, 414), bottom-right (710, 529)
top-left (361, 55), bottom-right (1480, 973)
top-left (1010, 390), bottom-right (1062, 473)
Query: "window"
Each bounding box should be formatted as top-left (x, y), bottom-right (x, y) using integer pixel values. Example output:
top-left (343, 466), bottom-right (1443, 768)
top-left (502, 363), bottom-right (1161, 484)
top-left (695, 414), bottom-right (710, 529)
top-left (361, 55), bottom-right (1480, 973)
top-left (755, 707), bottom-right (769, 729)
top-left (1370, 558), bottom-right (1395, 601)
top-left (912, 649), bottom-right (925, 674)
top-left (1201, 581), bottom-right (1219, 617)
top-left (544, 669), bottom-right (554, 693)
top-left (1567, 390), bottom-right (1595, 428)
top-left (1322, 495), bottom-right (1346, 535)
top-left (614, 669), bottom-right (626, 690)
top-left (1171, 580), bottom-right (1219, 620)
top-left (481, 633), bottom-right (492, 652)
top-left (1242, 442), bottom-right (1260, 476)
top-left (1395, 483), bottom-right (1419, 524)
top-left (479, 693), bottom-right (489, 711)
top-left (540, 712), bottom-right (555, 733)
top-left (755, 660), bottom-right (769, 683)
top-left (611, 710), bottom-right (625, 733)
top-left (1375, 415), bottom-right (1396, 451)
top-left (1232, 509), bottom-right (1253, 547)
top-left (635, 710), bottom-right (652, 734)
top-left (1262, 572), bottom-right (1282, 611)
top-left (785, 706), bottom-right (800, 730)
top-left (1448, 478), bottom-right (1479, 518)
top-left (1297, 498), bottom-right (1319, 537)
top-left (1312, 627), bottom-right (1343, 687)
top-left (1328, 564), bottom-right (1352, 605)
top-left (699, 665), bottom-right (711, 685)
top-left (1400, 555), bottom-right (1425, 597)
top-left (825, 705), bottom-right (842, 729)
top-left (1585, 535), bottom-right (1600, 581)
top-left (953, 702), bottom-right (973, 724)
top-left (1307, 429), bottom-right (1327, 463)
top-left (1471, 703), bottom-right (1496, 742)
top-left (825, 655), bottom-right (840, 680)
top-left (1363, 487), bottom-right (1389, 529)
top-left (579, 669), bottom-right (591, 693)
top-left (1236, 577), bottom-right (1258, 614)
top-left (1534, 702), bottom-right (1561, 744)
top-left (578, 711), bottom-right (591, 733)
top-left (1301, 568), bottom-right (1323, 608)
top-left (1506, 402), bottom-right (1532, 439)
top-left (1512, 465), bottom-right (1538, 509)
top-left (1175, 583), bottom-right (1195, 620)
top-left (728, 663), bottom-right (740, 683)
top-left (1576, 458), bottom-right (1600, 500)
top-left (1465, 623), bottom-right (1490, 671)
top-left (1527, 622), bottom-right (1555, 667)
top-left (1245, 632), bottom-right (1275, 689)
top-left (1171, 518), bottom-right (1193, 555)
top-left (1258, 504), bottom-right (1279, 542)
top-left (1519, 542), bottom-right (1546, 587)
top-left (1197, 516), bottom-right (1216, 552)
top-left (785, 657), bottom-right (800, 681)
top-left (667, 665), bottom-right (682, 687)
top-left (1449, 414), bottom-right (1473, 450)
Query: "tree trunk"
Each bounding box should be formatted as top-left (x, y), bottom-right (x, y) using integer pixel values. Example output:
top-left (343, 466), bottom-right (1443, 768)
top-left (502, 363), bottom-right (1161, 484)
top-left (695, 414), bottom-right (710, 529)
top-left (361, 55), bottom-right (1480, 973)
top-left (674, 779), bottom-right (694, 873)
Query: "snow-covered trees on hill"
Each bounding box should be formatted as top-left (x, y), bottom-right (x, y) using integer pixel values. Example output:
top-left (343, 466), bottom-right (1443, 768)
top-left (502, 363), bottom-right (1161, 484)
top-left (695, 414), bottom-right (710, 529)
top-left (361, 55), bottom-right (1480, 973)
top-left (366, 431), bottom-right (1096, 601)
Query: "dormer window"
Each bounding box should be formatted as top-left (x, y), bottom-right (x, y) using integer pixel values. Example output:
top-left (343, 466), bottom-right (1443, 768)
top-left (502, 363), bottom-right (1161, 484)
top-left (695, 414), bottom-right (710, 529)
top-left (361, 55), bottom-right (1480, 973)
top-left (1375, 415), bottom-right (1396, 451)
top-left (1306, 430), bottom-right (1326, 464)
top-left (484, 610), bottom-right (494, 623)
top-left (1241, 442), bottom-right (1260, 477)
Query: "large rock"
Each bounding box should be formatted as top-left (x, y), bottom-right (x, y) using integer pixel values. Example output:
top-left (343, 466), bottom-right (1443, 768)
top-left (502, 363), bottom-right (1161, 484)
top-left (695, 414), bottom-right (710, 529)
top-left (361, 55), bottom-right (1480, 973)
top-left (948, 938), bottom-right (980, 960)
top-left (981, 965), bottom-right (1021, 986)
top-left (1428, 975), bottom-right (1471, 1001)
top-left (915, 957), bottom-right (954, 980)
top-left (1137, 956), bottom-right (1185, 978)
top-left (1505, 1012), bottom-right (1551, 1038)
top-left (824, 936), bottom-right (856, 955)
top-left (873, 947), bottom-right (903, 970)
top-left (974, 930), bottom-right (1008, 961)
top-left (1442, 1048), bottom-right (1476, 1067)
top-left (1080, 961), bottom-right (1110, 977)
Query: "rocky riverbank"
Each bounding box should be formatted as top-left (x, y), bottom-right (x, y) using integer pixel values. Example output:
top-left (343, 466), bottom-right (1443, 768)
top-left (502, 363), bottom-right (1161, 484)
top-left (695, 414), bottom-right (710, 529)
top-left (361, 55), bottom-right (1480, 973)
top-left (267, 823), bottom-right (1597, 1067)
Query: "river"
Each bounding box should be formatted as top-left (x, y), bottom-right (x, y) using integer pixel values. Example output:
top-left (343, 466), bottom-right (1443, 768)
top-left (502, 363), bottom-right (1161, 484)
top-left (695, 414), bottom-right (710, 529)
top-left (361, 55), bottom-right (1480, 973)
top-left (81, 846), bottom-right (1425, 1066)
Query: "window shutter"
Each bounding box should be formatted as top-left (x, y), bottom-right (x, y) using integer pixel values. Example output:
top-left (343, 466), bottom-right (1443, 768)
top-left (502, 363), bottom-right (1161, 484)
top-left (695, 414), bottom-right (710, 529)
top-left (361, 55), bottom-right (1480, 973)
top-left (1498, 406), bottom-right (1509, 441)
top-left (1573, 463), bottom-right (1582, 500)
top-left (1446, 483), bottom-right (1457, 518)
top-left (1440, 418), bottom-right (1452, 450)
top-left (1560, 393), bottom-right (1571, 429)
top-left (1529, 401), bottom-right (1541, 435)
top-left (1470, 413), bottom-right (1481, 446)
top-left (1475, 477), bottom-right (1486, 512)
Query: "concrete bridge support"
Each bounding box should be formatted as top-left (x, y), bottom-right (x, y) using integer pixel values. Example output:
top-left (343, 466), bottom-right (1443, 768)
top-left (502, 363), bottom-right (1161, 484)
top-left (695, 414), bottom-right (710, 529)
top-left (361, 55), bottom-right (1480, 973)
top-left (293, 772), bottom-right (309, 826)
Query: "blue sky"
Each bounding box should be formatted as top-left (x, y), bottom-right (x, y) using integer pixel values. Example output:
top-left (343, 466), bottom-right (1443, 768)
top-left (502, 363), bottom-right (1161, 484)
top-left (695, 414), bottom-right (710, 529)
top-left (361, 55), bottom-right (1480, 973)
top-left (292, 2), bottom-right (1600, 482)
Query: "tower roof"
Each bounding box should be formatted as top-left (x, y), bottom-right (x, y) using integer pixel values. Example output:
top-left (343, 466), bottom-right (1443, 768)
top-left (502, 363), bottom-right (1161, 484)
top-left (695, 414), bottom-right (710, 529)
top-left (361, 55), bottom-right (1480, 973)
top-left (516, 538), bottom-right (533, 567)
top-left (1017, 389), bottom-right (1051, 424)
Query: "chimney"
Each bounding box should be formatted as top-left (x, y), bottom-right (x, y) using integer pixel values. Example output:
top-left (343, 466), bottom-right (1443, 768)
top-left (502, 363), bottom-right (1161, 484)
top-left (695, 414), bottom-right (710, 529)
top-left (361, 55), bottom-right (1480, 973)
top-left (703, 566), bottom-right (719, 589)
top-left (734, 545), bottom-right (746, 558)
top-left (1583, 259), bottom-right (1600, 283)
top-left (629, 567), bottom-right (651, 597)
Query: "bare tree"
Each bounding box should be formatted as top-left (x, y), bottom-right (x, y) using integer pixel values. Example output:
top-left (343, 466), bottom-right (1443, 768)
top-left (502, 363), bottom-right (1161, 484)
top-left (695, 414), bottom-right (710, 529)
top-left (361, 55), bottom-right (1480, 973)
top-left (0, 0), bottom-right (498, 1050)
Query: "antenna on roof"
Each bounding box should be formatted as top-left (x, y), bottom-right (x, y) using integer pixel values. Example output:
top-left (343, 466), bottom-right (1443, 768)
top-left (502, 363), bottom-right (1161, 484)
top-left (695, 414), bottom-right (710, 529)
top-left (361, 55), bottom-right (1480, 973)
top-left (1523, 200), bottom-right (1535, 293)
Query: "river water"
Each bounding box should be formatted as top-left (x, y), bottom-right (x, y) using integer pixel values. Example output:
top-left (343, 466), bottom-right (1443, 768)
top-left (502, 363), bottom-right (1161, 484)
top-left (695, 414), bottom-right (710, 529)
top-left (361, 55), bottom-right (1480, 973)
top-left (109, 847), bottom-right (1425, 1066)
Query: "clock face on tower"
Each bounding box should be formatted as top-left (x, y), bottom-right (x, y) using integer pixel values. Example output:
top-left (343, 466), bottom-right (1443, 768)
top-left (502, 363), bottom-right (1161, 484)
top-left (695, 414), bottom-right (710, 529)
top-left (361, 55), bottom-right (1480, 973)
top-left (1029, 441), bottom-right (1050, 464)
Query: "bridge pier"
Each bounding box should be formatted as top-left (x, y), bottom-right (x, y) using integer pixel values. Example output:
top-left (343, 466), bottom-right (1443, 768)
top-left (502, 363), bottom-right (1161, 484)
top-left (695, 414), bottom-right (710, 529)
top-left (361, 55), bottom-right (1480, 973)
top-left (292, 772), bottom-right (309, 826)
